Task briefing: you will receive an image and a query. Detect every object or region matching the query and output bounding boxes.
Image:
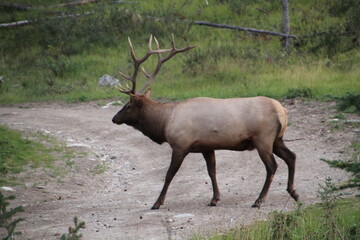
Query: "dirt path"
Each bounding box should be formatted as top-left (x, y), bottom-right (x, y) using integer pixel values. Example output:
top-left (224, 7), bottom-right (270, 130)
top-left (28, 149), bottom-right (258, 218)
top-left (0, 99), bottom-right (358, 240)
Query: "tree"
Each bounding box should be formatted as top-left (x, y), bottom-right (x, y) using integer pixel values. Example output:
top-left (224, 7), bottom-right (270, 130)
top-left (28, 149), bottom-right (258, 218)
top-left (281, 0), bottom-right (290, 49)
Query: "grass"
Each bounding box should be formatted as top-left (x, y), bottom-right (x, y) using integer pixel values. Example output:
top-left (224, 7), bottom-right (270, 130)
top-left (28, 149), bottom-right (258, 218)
top-left (191, 198), bottom-right (360, 240)
top-left (0, 1), bottom-right (359, 236)
top-left (0, 125), bottom-right (74, 185)
top-left (0, 0), bottom-right (359, 104)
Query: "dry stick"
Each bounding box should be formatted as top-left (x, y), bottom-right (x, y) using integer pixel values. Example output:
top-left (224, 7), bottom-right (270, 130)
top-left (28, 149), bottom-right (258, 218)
top-left (45, 0), bottom-right (104, 9)
top-left (192, 20), bottom-right (297, 38)
top-left (0, 12), bottom-right (94, 28)
top-left (0, 2), bottom-right (30, 10)
top-left (0, 0), bottom-right (103, 10)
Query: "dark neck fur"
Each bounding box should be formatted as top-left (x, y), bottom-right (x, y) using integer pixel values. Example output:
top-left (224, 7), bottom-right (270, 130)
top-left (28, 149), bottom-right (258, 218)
top-left (132, 100), bottom-right (174, 144)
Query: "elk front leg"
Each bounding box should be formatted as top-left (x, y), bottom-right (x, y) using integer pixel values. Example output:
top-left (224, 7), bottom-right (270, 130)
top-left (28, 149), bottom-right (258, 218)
top-left (202, 151), bottom-right (220, 206)
top-left (151, 149), bottom-right (187, 210)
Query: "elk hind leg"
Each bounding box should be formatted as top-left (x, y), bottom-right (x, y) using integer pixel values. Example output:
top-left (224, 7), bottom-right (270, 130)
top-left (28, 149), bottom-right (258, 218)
top-left (273, 138), bottom-right (299, 202)
top-left (151, 149), bottom-right (187, 210)
top-left (252, 142), bottom-right (278, 208)
top-left (203, 151), bottom-right (220, 206)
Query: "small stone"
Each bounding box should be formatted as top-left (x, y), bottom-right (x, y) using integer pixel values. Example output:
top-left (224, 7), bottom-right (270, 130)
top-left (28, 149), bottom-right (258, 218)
top-left (0, 186), bottom-right (15, 192)
top-left (98, 74), bottom-right (119, 87)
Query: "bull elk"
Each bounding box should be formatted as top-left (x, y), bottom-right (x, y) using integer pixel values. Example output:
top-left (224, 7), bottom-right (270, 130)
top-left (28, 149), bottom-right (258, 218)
top-left (112, 35), bottom-right (299, 209)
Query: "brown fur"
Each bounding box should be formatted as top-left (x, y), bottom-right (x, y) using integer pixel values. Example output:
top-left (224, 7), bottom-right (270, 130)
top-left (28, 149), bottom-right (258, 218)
top-left (112, 91), bottom-right (299, 209)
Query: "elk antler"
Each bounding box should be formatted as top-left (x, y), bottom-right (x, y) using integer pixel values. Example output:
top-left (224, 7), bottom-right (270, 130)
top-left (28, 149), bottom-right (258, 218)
top-left (117, 35), bottom-right (196, 95)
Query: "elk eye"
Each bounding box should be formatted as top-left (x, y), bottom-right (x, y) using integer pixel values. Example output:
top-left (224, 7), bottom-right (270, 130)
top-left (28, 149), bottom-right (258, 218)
top-left (125, 104), bottom-right (131, 111)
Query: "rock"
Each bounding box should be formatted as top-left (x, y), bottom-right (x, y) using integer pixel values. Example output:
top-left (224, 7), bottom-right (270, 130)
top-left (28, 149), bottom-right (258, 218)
top-left (101, 101), bottom-right (122, 109)
top-left (66, 143), bottom-right (91, 148)
top-left (0, 186), bottom-right (16, 192)
top-left (173, 213), bottom-right (195, 218)
top-left (98, 74), bottom-right (119, 87)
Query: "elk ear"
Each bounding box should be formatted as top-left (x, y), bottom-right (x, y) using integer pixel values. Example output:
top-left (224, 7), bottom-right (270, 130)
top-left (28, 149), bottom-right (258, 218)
top-left (130, 94), bottom-right (143, 106)
top-left (144, 89), bottom-right (152, 98)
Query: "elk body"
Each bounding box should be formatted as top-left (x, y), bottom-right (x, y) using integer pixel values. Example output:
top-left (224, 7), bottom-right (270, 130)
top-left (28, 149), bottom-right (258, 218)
top-left (112, 35), bottom-right (299, 209)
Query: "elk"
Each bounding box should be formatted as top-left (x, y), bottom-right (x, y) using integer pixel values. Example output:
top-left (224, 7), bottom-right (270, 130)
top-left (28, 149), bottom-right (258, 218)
top-left (112, 35), bottom-right (299, 210)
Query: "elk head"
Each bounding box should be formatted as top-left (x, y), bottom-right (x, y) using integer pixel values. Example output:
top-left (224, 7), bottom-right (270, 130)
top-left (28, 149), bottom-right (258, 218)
top-left (112, 35), bottom-right (195, 126)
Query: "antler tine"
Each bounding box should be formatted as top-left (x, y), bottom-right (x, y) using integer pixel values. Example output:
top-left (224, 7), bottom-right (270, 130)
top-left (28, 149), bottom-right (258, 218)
top-left (128, 37), bottom-right (137, 63)
top-left (148, 35), bottom-right (153, 51)
top-left (118, 71), bottom-right (131, 81)
top-left (137, 35), bottom-right (196, 94)
top-left (141, 67), bottom-right (151, 79)
top-left (141, 35), bottom-right (161, 80)
top-left (153, 36), bottom-right (160, 50)
top-left (116, 82), bottom-right (132, 94)
top-left (117, 35), bottom-right (195, 95)
top-left (162, 35), bottom-right (197, 64)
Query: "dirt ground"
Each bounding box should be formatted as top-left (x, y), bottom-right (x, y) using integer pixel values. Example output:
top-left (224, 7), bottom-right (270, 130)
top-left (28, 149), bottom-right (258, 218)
top-left (0, 99), bottom-right (359, 240)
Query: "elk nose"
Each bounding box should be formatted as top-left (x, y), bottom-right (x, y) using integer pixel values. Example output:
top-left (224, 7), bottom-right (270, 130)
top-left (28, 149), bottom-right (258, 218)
top-left (112, 116), bottom-right (117, 124)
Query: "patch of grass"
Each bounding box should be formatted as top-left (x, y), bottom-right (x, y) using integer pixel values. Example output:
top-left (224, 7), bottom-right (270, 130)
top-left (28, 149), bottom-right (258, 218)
top-left (0, 126), bottom-right (54, 174)
top-left (336, 93), bottom-right (360, 114)
top-left (0, 1), bottom-right (359, 104)
top-left (0, 125), bottom-right (74, 185)
top-left (91, 162), bottom-right (107, 175)
top-left (192, 198), bottom-right (360, 240)
top-left (285, 87), bottom-right (313, 99)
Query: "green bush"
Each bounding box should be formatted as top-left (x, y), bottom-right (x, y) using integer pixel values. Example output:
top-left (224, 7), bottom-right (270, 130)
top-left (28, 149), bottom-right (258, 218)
top-left (284, 87), bottom-right (313, 99)
top-left (0, 192), bottom-right (25, 240)
top-left (336, 93), bottom-right (360, 114)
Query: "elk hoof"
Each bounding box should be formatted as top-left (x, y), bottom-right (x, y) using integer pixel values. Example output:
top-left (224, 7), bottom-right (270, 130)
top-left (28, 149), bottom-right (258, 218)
top-left (151, 205), bottom-right (160, 210)
top-left (252, 199), bottom-right (263, 208)
top-left (287, 189), bottom-right (299, 201)
top-left (208, 198), bottom-right (220, 207)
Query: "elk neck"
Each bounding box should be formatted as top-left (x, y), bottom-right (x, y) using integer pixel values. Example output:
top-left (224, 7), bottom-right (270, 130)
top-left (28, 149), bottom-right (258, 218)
top-left (135, 99), bottom-right (174, 144)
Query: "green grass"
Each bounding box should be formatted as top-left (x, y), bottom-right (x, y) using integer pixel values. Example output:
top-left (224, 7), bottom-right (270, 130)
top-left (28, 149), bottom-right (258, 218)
top-left (0, 0), bottom-right (359, 104)
top-left (191, 198), bottom-right (360, 240)
top-left (0, 125), bottom-right (73, 185)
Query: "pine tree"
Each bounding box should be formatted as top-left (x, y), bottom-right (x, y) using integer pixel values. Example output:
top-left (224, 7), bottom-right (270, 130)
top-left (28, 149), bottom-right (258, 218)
top-left (0, 192), bottom-right (25, 240)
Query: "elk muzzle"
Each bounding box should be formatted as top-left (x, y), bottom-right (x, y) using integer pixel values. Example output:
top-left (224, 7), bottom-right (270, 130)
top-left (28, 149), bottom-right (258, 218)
top-left (112, 114), bottom-right (122, 125)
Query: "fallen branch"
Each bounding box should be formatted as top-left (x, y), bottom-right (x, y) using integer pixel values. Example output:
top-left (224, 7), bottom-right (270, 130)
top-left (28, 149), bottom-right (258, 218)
top-left (0, 2), bottom-right (30, 10)
top-left (256, 8), bottom-right (269, 15)
top-left (192, 20), bottom-right (297, 38)
top-left (45, 0), bottom-right (103, 9)
top-left (0, 0), bottom-right (104, 10)
top-left (0, 12), bottom-right (94, 28)
top-left (0, 19), bottom-right (31, 28)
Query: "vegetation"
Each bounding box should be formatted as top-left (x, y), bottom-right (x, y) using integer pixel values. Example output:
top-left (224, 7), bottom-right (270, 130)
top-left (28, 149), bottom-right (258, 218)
top-left (192, 137), bottom-right (360, 240)
top-left (191, 187), bottom-right (360, 240)
top-left (0, 1), bottom-right (359, 239)
top-left (0, 0), bottom-right (359, 104)
top-left (0, 125), bottom-right (74, 185)
top-left (59, 217), bottom-right (85, 240)
top-left (1, 192), bottom-right (85, 240)
top-left (322, 141), bottom-right (360, 194)
top-left (336, 93), bottom-right (360, 114)
top-left (0, 192), bottom-right (24, 240)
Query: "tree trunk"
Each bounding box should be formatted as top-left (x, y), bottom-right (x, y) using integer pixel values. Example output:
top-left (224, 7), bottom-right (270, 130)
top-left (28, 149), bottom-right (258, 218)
top-left (281, 0), bottom-right (290, 49)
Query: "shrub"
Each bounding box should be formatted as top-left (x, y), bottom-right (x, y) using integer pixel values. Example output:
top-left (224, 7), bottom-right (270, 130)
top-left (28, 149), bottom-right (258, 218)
top-left (336, 93), bottom-right (360, 114)
top-left (0, 192), bottom-right (25, 240)
top-left (284, 87), bottom-right (313, 99)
